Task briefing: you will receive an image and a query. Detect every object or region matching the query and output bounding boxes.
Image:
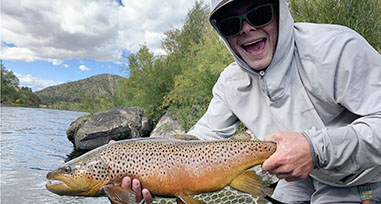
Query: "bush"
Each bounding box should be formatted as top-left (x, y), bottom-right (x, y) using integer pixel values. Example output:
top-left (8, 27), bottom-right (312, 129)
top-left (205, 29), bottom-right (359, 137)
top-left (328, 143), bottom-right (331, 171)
top-left (164, 27), bottom-right (233, 130)
top-left (288, 0), bottom-right (381, 52)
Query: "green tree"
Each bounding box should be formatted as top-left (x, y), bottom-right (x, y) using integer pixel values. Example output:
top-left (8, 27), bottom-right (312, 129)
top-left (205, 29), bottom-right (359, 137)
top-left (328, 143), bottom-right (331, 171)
top-left (288, 0), bottom-right (381, 52)
top-left (117, 45), bottom-right (178, 121)
top-left (164, 26), bottom-right (233, 130)
top-left (1, 62), bottom-right (20, 103)
top-left (1, 64), bottom-right (19, 87)
top-left (116, 1), bottom-right (212, 122)
top-left (1, 62), bottom-right (40, 107)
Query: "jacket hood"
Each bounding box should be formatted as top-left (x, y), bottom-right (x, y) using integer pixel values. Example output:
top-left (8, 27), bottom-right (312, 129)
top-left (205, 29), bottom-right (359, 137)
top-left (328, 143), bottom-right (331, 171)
top-left (209, 0), bottom-right (295, 80)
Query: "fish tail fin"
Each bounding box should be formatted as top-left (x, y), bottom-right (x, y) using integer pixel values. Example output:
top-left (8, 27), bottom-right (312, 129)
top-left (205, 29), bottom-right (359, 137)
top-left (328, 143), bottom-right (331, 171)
top-left (229, 170), bottom-right (265, 196)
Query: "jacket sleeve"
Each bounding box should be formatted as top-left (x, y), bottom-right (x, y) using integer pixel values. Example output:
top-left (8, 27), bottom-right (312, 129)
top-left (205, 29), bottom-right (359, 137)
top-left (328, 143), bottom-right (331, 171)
top-left (303, 31), bottom-right (381, 175)
top-left (187, 73), bottom-right (240, 140)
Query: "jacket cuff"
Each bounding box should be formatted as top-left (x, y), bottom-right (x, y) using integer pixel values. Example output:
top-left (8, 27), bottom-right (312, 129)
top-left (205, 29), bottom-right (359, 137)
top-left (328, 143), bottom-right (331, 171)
top-left (302, 131), bottom-right (320, 169)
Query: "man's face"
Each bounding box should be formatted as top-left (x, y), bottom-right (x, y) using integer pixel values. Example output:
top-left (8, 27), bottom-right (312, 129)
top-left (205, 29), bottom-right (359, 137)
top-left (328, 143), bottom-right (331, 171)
top-left (217, 0), bottom-right (278, 70)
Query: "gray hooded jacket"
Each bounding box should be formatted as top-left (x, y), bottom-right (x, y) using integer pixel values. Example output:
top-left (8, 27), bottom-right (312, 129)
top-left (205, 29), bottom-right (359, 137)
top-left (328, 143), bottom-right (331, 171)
top-left (188, 0), bottom-right (381, 187)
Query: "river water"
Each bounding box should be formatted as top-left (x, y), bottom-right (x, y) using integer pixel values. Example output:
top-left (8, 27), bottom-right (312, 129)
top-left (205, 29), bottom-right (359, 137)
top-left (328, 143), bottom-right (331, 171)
top-left (0, 106), bottom-right (109, 203)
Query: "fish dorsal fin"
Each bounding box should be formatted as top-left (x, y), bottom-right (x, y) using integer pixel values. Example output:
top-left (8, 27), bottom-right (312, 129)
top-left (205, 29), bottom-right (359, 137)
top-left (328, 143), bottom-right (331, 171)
top-left (176, 195), bottom-right (203, 204)
top-left (230, 132), bottom-right (252, 141)
top-left (229, 170), bottom-right (264, 196)
top-left (172, 134), bottom-right (200, 140)
top-left (103, 185), bottom-right (136, 204)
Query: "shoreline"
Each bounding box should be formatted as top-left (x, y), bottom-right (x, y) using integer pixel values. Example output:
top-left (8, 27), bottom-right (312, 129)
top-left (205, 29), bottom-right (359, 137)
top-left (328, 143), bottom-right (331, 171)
top-left (0, 103), bottom-right (15, 107)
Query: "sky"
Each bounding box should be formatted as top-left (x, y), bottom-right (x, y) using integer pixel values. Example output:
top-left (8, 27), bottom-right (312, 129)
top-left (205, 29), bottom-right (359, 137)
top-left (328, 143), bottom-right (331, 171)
top-left (1, 0), bottom-right (200, 91)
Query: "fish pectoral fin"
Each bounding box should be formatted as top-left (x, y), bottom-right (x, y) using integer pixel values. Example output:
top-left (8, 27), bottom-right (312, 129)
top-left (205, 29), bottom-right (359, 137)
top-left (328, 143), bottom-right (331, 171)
top-left (229, 170), bottom-right (264, 196)
top-left (103, 185), bottom-right (136, 204)
top-left (176, 195), bottom-right (203, 204)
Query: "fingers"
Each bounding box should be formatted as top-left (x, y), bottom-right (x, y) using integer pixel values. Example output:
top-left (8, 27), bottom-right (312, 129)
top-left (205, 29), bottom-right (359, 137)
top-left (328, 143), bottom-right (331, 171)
top-left (263, 131), bottom-right (283, 142)
top-left (261, 145), bottom-right (284, 173)
top-left (121, 177), bottom-right (143, 202)
top-left (132, 179), bottom-right (143, 202)
top-left (142, 189), bottom-right (154, 203)
top-left (121, 176), bottom-right (132, 188)
top-left (108, 140), bottom-right (116, 144)
top-left (276, 173), bottom-right (299, 182)
top-left (262, 132), bottom-right (283, 172)
top-left (121, 177), bottom-right (153, 203)
top-left (261, 154), bottom-right (278, 173)
top-left (262, 132), bottom-right (314, 182)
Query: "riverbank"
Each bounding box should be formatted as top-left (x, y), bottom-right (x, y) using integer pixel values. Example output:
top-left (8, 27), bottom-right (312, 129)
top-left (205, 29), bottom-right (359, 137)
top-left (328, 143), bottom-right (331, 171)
top-left (0, 102), bottom-right (14, 107)
top-left (0, 102), bottom-right (42, 108)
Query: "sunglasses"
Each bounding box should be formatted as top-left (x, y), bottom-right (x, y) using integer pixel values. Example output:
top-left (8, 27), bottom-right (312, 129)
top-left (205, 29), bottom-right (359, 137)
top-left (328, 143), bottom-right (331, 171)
top-left (216, 3), bottom-right (274, 38)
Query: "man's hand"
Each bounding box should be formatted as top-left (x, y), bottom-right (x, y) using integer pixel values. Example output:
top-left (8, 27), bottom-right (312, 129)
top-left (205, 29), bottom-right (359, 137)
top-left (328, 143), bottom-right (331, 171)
top-left (109, 140), bottom-right (154, 203)
top-left (121, 177), bottom-right (153, 203)
top-left (261, 131), bottom-right (314, 182)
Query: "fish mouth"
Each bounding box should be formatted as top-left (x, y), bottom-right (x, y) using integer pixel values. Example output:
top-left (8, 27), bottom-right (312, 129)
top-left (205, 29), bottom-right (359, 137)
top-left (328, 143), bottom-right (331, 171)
top-left (46, 172), bottom-right (86, 195)
top-left (46, 180), bottom-right (72, 194)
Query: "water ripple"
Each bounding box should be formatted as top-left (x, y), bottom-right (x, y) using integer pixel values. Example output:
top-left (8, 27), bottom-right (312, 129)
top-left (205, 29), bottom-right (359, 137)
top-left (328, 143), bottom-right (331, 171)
top-left (0, 107), bottom-right (100, 204)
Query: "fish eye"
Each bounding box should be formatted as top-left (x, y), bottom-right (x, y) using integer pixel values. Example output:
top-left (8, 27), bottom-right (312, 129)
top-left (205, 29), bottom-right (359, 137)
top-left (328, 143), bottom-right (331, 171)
top-left (63, 166), bottom-right (72, 174)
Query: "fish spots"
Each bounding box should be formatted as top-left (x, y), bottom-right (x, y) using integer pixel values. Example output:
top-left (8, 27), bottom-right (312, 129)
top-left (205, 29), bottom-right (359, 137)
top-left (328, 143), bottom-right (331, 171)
top-left (76, 139), bottom-right (275, 185)
top-left (85, 161), bottom-right (108, 181)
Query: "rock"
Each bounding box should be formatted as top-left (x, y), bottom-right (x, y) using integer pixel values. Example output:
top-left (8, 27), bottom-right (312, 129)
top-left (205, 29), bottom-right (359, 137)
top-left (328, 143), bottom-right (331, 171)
top-left (140, 117), bottom-right (153, 137)
top-left (149, 113), bottom-right (185, 138)
top-left (67, 107), bottom-right (145, 151)
top-left (67, 116), bottom-right (88, 143)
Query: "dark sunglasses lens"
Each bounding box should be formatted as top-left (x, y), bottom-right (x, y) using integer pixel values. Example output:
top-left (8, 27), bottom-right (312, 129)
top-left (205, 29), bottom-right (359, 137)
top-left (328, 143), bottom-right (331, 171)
top-left (218, 17), bottom-right (241, 37)
top-left (247, 5), bottom-right (273, 27)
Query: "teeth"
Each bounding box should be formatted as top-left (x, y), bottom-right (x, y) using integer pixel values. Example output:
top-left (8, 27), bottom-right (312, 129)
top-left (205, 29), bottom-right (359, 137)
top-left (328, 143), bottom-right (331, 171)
top-left (48, 180), bottom-right (64, 185)
top-left (243, 39), bottom-right (263, 46)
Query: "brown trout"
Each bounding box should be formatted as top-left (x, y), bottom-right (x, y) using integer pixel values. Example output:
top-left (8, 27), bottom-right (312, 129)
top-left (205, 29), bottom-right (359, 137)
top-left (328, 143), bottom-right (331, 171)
top-left (46, 138), bottom-right (276, 204)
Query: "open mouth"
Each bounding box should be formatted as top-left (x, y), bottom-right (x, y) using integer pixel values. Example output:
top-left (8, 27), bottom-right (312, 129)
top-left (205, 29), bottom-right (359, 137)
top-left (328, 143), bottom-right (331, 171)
top-left (46, 179), bottom-right (67, 187)
top-left (242, 38), bottom-right (266, 55)
top-left (46, 177), bottom-right (88, 196)
top-left (46, 172), bottom-right (74, 194)
top-left (46, 178), bottom-right (71, 192)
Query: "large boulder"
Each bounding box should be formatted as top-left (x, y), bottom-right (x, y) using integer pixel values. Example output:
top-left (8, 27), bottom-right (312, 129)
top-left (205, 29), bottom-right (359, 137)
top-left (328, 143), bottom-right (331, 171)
top-left (140, 116), bottom-right (153, 137)
top-left (149, 113), bottom-right (186, 138)
top-left (67, 107), bottom-right (149, 150)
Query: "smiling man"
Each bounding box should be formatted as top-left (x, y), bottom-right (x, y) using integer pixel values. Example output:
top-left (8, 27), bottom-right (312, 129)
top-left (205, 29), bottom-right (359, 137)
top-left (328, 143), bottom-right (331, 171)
top-left (213, 0), bottom-right (278, 70)
top-left (123, 0), bottom-right (381, 203)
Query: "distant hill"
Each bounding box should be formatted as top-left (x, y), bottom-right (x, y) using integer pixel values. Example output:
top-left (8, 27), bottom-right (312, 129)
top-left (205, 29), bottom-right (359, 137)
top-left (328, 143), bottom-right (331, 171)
top-left (35, 74), bottom-right (124, 105)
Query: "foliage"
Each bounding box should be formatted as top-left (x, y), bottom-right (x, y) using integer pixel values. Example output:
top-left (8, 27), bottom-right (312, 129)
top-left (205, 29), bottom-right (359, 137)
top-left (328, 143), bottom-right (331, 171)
top-left (1, 62), bottom-right (40, 107)
top-left (288, 0), bottom-right (381, 52)
top-left (162, 1), bottom-right (209, 55)
top-left (163, 27), bottom-right (233, 130)
top-left (116, 45), bottom-right (175, 121)
top-left (114, 1), bottom-right (228, 125)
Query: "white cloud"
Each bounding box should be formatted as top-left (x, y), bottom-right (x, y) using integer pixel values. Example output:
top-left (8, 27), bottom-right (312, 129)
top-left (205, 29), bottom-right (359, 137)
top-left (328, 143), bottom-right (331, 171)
top-left (14, 73), bottom-right (62, 91)
top-left (1, 0), bottom-right (197, 64)
top-left (52, 59), bottom-right (63, 66)
top-left (79, 65), bottom-right (91, 71)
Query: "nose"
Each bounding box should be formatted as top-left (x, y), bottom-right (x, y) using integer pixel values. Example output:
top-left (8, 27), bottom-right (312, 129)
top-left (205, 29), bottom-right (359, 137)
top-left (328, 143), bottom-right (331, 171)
top-left (239, 20), bottom-right (257, 36)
